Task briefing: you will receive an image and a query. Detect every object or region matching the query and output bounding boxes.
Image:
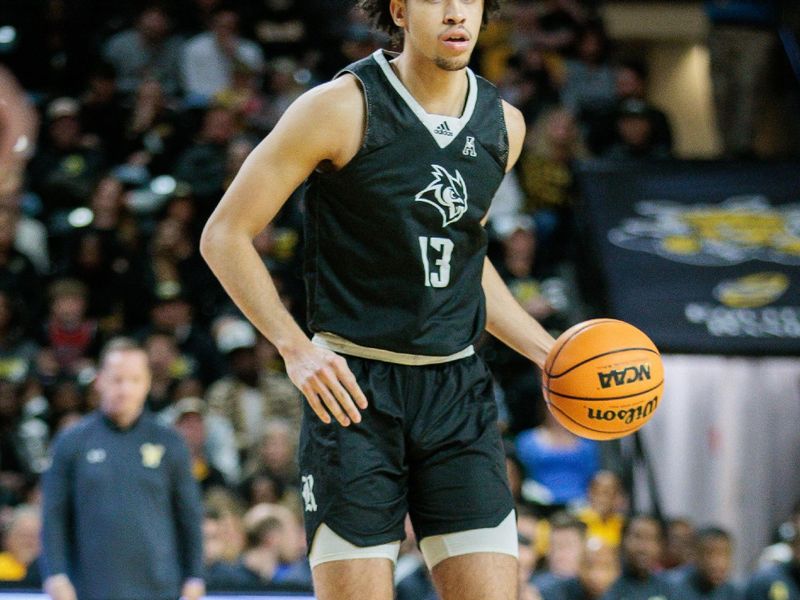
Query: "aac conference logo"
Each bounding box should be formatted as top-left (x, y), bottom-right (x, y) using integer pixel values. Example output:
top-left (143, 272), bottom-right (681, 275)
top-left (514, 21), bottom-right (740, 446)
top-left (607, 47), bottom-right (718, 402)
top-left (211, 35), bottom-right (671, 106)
top-left (607, 195), bottom-right (800, 266)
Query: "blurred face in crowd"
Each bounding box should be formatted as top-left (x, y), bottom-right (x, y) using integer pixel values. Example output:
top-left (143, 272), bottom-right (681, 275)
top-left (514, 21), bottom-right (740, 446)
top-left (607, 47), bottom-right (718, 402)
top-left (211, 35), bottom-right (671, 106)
top-left (49, 115), bottom-right (81, 149)
top-left (175, 412), bottom-right (206, 454)
top-left (151, 299), bottom-right (192, 332)
top-left (212, 10), bottom-right (239, 40)
top-left (138, 8), bottom-right (170, 43)
top-left (136, 79), bottom-right (165, 109)
top-left (260, 422), bottom-right (295, 473)
top-left (145, 333), bottom-right (179, 378)
top-left (616, 66), bottom-right (646, 100)
top-left (589, 471), bottom-right (622, 518)
top-left (696, 533), bottom-right (732, 588)
top-left (202, 108), bottom-right (236, 145)
top-left (622, 516), bottom-right (663, 577)
top-left (618, 114), bottom-right (653, 149)
top-left (579, 539), bottom-right (620, 599)
top-left (549, 525), bottom-right (584, 577)
top-left (392, 0), bottom-right (483, 72)
top-left (545, 109), bottom-right (578, 149)
top-left (50, 293), bottom-right (87, 325)
top-left (666, 519), bottom-right (696, 568)
top-left (3, 509), bottom-right (41, 565)
top-left (96, 348), bottom-right (151, 427)
top-left (203, 515), bottom-right (226, 565)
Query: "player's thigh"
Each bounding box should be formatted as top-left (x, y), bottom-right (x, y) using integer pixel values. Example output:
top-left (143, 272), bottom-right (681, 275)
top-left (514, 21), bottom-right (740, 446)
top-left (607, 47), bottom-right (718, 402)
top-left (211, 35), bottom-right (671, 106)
top-left (312, 558), bottom-right (394, 600)
top-left (431, 552), bottom-right (518, 600)
top-left (407, 357), bottom-right (514, 540)
top-left (298, 357), bottom-right (408, 548)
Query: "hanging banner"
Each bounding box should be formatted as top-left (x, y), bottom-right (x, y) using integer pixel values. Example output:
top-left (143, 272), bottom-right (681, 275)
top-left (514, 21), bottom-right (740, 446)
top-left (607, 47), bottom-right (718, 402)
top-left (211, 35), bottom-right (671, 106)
top-left (576, 161), bottom-right (800, 355)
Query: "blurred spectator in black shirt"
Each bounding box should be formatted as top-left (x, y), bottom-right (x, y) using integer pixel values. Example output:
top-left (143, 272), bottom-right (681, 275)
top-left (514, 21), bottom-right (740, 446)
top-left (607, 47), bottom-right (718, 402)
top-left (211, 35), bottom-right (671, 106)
top-left (174, 106), bottom-right (238, 208)
top-left (79, 63), bottom-right (128, 163)
top-left (587, 59), bottom-right (673, 156)
top-left (27, 98), bottom-right (105, 219)
top-left (668, 526), bottom-right (741, 600)
top-left (602, 99), bottom-right (673, 160)
top-left (0, 207), bottom-right (41, 321)
top-left (123, 80), bottom-right (187, 175)
top-left (605, 514), bottom-right (680, 599)
top-left (0, 291), bottom-right (38, 385)
top-left (102, 5), bottom-right (185, 98)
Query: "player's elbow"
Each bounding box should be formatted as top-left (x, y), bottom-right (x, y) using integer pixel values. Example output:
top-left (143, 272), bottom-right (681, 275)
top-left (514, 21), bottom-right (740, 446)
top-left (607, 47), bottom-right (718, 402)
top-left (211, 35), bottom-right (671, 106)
top-left (199, 214), bottom-right (228, 268)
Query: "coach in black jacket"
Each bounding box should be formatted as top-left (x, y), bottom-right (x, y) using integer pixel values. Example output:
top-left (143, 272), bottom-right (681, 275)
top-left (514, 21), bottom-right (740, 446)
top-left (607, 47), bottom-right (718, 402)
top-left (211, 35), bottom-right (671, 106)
top-left (41, 338), bottom-right (205, 600)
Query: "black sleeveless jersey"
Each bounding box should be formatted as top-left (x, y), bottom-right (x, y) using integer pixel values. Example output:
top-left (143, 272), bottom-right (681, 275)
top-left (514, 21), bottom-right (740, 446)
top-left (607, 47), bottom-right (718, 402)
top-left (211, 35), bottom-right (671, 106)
top-left (303, 50), bottom-right (509, 356)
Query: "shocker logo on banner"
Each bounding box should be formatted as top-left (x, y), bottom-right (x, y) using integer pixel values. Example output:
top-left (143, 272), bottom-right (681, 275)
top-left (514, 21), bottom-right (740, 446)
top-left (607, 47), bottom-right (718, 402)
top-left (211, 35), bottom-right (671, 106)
top-left (607, 195), bottom-right (800, 266)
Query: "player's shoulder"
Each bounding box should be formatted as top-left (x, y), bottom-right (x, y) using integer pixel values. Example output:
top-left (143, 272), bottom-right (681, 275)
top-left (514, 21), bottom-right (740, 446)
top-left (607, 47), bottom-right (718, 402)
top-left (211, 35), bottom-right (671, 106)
top-left (291, 74), bottom-right (364, 128)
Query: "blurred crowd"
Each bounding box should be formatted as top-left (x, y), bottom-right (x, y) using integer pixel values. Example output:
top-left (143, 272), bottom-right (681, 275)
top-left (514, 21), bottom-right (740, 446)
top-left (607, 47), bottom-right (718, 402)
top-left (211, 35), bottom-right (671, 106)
top-left (0, 0), bottom-right (799, 597)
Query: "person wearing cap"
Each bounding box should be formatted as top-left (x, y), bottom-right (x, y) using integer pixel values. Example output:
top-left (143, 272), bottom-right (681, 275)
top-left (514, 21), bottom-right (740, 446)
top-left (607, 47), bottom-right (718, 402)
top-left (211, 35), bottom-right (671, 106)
top-left (602, 98), bottom-right (672, 161)
top-left (41, 338), bottom-right (204, 600)
top-left (207, 318), bottom-right (302, 452)
top-left (172, 397), bottom-right (229, 491)
top-left (27, 97), bottom-right (105, 217)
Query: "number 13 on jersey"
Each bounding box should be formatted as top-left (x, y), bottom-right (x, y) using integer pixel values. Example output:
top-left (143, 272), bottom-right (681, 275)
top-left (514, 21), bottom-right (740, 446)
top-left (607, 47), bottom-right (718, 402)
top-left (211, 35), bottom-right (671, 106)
top-left (419, 236), bottom-right (454, 288)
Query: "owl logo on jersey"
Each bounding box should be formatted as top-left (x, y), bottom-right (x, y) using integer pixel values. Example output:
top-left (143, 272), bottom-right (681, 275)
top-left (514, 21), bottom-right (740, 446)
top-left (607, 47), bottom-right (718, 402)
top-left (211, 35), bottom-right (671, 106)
top-left (415, 164), bottom-right (469, 227)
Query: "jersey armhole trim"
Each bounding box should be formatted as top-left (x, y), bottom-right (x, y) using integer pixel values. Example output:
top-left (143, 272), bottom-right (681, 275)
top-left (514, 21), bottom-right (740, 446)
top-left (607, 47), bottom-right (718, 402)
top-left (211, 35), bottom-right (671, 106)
top-left (334, 70), bottom-right (370, 162)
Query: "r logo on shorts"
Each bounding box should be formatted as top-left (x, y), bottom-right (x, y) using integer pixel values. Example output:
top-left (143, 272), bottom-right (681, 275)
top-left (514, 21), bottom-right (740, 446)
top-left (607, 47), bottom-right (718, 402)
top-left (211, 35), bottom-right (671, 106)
top-left (302, 474), bottom-right (318, 512)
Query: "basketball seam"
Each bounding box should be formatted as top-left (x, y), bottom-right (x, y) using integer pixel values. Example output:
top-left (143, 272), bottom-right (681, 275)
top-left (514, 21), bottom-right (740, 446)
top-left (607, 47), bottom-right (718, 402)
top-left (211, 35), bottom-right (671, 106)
top-left (546, 401), bottom-right (653, 436)
top-left (544, 380), bottom-right (664, 402)
top-left (545, 318), bottom-right (618, 376)
top-left (547, 347), bottom-right (661, 379)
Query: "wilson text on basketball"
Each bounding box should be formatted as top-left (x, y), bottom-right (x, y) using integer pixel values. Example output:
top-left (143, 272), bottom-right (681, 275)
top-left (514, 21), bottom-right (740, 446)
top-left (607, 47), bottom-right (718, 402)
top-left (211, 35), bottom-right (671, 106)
top-left (587, 396), bottom-right (659, 425)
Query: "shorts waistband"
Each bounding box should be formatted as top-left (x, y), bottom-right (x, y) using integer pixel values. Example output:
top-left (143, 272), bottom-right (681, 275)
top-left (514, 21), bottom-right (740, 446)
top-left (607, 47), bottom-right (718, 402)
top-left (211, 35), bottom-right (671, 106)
top-left (311, 332), bottom-right (475, 366)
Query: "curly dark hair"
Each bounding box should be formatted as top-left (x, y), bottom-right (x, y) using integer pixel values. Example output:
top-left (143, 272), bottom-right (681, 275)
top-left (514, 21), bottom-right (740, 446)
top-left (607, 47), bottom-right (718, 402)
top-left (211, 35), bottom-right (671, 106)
top-left (357, 0), bottom-right (502, 35)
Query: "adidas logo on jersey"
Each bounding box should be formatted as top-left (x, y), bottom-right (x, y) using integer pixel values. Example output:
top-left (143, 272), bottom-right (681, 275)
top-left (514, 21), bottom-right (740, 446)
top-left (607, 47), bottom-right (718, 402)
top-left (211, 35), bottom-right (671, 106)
top-left (434, 121), bottom-right (454, 137)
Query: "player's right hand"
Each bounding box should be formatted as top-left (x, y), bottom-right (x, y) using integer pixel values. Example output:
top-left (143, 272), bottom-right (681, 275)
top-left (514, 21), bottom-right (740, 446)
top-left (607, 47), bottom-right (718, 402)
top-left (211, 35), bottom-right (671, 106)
top-left (283, 342), bottom-right (368, 427)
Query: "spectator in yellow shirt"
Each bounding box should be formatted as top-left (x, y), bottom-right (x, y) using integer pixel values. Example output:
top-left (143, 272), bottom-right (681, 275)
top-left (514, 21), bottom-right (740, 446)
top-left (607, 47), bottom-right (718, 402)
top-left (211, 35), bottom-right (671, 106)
top-left (577, 471), bottom-right (626, 547)
top-left (0, 504), bottom-right (41, 585)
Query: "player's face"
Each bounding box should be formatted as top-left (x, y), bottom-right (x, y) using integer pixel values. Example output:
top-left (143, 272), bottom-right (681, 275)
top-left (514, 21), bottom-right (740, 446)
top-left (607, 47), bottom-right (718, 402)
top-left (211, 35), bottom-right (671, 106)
top-left (396, 0), bottom-right (483, 71)
top-left (96, 349), bottom-right (151, 426)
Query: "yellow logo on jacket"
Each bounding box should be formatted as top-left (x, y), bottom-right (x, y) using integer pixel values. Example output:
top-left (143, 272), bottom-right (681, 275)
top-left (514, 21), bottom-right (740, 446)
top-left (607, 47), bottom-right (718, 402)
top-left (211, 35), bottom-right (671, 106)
top-left (140, 443), bottom-right (166, 469)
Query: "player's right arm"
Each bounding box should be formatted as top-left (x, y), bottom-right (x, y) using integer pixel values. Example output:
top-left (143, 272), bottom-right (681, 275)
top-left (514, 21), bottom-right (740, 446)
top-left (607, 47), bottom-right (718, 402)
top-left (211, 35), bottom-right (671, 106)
top-left (200, 76), bottom-right (368, 427)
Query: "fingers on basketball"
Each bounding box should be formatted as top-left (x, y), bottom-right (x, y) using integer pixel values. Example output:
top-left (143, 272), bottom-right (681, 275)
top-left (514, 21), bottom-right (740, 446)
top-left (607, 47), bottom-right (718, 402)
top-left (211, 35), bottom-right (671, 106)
top-left (542, 319), bottom-right (664, 441)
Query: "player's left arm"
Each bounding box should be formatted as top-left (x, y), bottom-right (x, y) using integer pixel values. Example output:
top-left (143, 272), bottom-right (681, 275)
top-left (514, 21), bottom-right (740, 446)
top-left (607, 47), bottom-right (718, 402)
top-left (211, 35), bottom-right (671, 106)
top-left (481, 101), bottom-right (555, 369)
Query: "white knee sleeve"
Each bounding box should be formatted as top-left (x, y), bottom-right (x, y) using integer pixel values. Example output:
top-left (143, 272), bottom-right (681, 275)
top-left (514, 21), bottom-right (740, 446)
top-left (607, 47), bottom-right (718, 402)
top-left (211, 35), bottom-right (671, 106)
top-left (308, 523), bottom-right (401, 569)
top-left (419, 510), bottom-right (518, 570)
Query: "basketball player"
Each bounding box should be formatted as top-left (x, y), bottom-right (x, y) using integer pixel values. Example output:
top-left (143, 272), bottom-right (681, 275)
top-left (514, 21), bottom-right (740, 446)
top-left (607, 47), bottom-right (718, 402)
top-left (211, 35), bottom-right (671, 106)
top-left (200, 1), bottom-right (556, 598)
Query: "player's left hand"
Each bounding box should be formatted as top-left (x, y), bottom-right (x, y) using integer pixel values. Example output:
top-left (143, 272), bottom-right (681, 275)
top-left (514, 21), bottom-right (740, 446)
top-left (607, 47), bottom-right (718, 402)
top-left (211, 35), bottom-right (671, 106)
top-left (180, 578), bottom-right (205, 600)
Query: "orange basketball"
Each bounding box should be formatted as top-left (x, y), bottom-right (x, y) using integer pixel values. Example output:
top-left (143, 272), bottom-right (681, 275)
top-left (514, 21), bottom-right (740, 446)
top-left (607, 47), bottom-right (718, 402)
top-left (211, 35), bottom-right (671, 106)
top-left (542, 319), bottom-right (664, 441)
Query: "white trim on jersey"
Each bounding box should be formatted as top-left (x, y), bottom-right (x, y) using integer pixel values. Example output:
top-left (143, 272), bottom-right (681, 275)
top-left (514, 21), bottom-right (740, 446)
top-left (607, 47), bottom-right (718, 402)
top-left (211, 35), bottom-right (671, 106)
top-left (312, 332), bottom-right (475, 366)
top-left (372, 49), bottom-right (478, 150)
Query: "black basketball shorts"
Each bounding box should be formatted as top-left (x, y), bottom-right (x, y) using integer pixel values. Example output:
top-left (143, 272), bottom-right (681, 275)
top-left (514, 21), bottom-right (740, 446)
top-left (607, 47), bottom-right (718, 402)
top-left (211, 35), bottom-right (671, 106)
top-left (298, 354), bottom-right (514, 548)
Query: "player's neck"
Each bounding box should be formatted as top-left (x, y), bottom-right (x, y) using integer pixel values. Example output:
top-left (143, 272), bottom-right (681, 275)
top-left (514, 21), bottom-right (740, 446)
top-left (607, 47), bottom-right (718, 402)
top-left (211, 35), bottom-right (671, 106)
top-left (391, 50), bottom-right (469, 118)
